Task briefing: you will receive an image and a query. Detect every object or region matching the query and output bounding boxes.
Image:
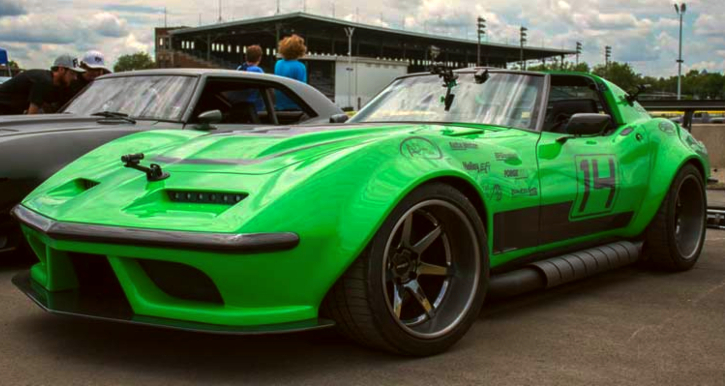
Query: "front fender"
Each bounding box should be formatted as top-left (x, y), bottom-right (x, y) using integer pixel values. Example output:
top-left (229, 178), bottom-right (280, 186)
top-left (239, 134), bottom-right (484, 307)
top-left (626, 119), bottom-right (709, 233)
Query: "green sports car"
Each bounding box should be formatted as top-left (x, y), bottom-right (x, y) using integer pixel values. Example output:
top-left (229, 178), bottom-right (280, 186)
top-left (12, 69), bottom-right (709, 356)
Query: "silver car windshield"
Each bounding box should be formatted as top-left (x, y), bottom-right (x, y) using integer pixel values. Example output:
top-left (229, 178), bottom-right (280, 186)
top-left (349, 73), bottom-right (545, 130)
top-left (62, 75), bottom-right (197, 122)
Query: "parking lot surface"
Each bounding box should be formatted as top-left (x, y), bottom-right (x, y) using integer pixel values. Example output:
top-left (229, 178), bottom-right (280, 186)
top-left (1, 230), bottom-right (724, 385)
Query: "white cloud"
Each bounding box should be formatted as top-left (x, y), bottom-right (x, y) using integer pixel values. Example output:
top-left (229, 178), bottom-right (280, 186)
top-left (89, 12), bottom-right (129, 38)
top-left (684, 60), bottom-right (725, 73)
top-left (694, 14), bottom-right (724, 38)
top-left (653, 17), bottom-right (679, 29)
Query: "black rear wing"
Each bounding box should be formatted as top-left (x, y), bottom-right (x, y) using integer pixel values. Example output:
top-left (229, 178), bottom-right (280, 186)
top-left (639, 100), bottom-right (725, 131)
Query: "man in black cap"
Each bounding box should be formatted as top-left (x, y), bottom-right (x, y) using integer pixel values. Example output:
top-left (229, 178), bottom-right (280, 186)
top-left (0, 54), bottom-right (84, 115)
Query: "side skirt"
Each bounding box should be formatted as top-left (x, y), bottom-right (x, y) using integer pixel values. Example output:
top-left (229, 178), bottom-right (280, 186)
top-left (487, 240), bottom-right (642, 300)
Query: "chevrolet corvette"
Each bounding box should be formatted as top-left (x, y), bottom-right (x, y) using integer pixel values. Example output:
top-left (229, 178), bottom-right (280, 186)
top-left (12, 69), bottom-right (708, 356)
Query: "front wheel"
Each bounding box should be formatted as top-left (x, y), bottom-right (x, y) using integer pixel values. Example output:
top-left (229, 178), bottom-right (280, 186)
top-left (644, 164), bottom-right (707, 271)
top-left (322, 183), bottom-right (488, 356)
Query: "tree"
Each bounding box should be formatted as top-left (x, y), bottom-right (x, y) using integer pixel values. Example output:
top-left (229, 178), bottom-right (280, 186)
top-left (592, 61), bottom-right (640, 92)
top-left (526, 61), bottom-right (590, 73)
top-left (113, 52), bottom-right (155, 72)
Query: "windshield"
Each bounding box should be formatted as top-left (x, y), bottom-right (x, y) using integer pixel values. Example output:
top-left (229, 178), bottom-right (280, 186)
top-left (349, 73), bottom-right (545, 130)
top-left (62, 75), bottom-right (197, 121)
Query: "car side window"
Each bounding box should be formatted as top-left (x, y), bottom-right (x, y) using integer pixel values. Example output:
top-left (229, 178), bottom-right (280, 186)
top-left (544, 76), bottom-right (611, 134)
top-left (191, 81), bottom-right (264, 124)
top-left (273, 88), bottom-right (313, 125)
top-left (191, 79), bottom-right (316, 125)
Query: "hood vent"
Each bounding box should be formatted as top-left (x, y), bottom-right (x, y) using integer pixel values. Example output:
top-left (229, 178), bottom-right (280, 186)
top-left (47, 178), bottom-right (100, 200)
top-left (166, 190), bottom-right (247, 205)
top-left (79, 179), bottom-right (100, 190)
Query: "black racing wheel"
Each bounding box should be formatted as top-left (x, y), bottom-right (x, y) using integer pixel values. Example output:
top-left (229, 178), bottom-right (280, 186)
top-left (644, 164), bottom-right (707, 271)
top-left (323, 182), bottom-right (488, 356)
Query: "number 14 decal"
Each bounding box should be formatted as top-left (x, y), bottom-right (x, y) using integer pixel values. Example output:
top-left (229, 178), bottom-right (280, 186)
top-left (572, 155), bottom-right (618, 219)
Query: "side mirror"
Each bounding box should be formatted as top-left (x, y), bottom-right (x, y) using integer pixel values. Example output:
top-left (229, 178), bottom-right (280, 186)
top-left (565, 113), bottom-right (611, 136)
top-left (330, 113), bottom-right (349, 123)
top-left (198, 110), bottom-right (223, 124)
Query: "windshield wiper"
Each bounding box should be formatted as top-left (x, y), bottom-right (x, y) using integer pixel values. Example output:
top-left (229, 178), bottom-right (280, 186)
top-left (92, 111), bottom-right (137, 124)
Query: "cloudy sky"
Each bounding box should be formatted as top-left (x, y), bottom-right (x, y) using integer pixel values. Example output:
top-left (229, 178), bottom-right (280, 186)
top-left (0, 0), bottom-right (723, 77)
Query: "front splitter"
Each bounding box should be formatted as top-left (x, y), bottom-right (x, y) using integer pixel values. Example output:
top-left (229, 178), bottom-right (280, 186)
top-left (12, 270), bottom-right (335, 335)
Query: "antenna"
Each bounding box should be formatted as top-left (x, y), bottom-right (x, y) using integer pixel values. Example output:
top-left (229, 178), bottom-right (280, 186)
top-left (218, 0), bottom-right (222, 23)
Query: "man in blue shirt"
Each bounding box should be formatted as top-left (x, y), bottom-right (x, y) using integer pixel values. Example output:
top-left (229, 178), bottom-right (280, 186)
top-left (237, 45), bottom-right (264, 73)
top-left (235, 45), bottom-right (264, 112)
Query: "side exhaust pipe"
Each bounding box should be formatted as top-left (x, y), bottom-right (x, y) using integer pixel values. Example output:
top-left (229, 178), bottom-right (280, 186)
top-left (707, 206), bottom-right (725, 230)
top-left (488, 241), bottom-right (642, 300)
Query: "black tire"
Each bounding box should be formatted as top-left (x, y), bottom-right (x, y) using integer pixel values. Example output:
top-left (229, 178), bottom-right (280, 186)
top-left (322, 182), bottom-right (488, 356)
top-left (644, 164), bottom-right (707, 271)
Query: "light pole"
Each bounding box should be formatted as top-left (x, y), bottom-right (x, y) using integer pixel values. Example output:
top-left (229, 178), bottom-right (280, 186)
top-left (675, 3), bottom-right (687, 100)
top-left (345, 27), bottom-right (355, 109)
top-left (520, 26), bottom-right (528, 70)
top-left (477, 17), bottom-right (486, 67)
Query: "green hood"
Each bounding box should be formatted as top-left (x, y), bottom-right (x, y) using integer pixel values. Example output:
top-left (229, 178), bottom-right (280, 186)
top-left (21, 124), bottom-right (497, 232)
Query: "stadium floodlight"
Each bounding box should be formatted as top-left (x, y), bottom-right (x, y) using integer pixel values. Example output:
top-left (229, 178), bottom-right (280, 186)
top-left (476, 16), bottom-right (486, 67)
top-left (520, 26), bottom-right (528, 70)
top-left (575, 41), bottom-right (582, 66)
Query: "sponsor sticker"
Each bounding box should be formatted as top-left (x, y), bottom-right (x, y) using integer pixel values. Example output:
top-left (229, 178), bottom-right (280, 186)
top-left (484, 184), bottom-right (502, 201)
top-left (449, 142), bottom-right (478, 151)
top-left (512, 187), bottom-right (538, 197)
top-left (495, 152), bottom-right (517, 161)
top-left (658, 121), bottom-right (676, 135)
top-left (503, 168), bottom-right (528, 179)
top-left (399, 137), bottom-right (443, 159)
top-left (463, 161), bottom-right (491, 174)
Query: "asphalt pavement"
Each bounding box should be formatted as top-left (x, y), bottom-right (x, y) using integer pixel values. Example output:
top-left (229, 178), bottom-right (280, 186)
top-left (1, 229), bottom-right (724, 385)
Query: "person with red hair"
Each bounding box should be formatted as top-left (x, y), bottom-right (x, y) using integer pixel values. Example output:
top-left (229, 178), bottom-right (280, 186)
top-left (274, 34), bottom-right (307, 110)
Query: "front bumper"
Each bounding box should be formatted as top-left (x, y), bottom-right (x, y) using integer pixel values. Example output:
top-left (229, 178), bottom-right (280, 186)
top-left (12, 205), bottom-right (300, 253)
top-left (11, 205), bottom-right (333, 332)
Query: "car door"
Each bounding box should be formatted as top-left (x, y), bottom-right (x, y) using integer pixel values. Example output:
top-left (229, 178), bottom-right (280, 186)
top-left (535, 75), bottom-right (652, 249)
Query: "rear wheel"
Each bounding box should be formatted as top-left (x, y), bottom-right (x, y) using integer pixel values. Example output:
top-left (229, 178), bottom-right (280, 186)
top-left (645, 164), bottom-right (707, 271)
top-left (323, 183), bottom-right (488, 356)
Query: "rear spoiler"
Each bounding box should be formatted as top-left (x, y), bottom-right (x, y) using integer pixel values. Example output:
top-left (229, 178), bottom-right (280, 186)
top-left (639, 100), bottom-right (725, 131)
